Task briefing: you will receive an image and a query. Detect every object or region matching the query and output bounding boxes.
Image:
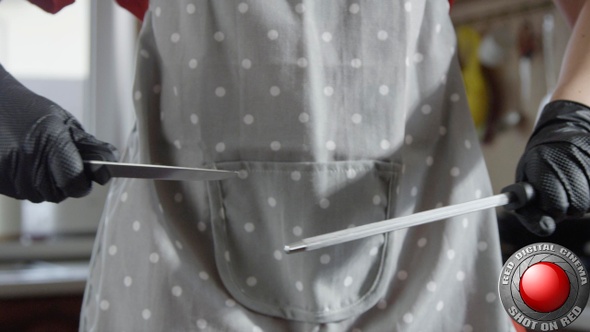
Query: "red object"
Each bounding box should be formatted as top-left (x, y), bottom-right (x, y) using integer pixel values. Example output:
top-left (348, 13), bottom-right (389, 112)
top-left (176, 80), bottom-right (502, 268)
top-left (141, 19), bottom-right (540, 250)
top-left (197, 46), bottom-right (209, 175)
top-left (115, 0), bottom-right (149, 21)
top-left (519, 262), bottom-right (570, 313)
top-left (30, 0), bottom-right (451, 21)
top-left (512, 320), bottom-right (528, 332)
top-left (116, 0), bottom-right (449, 22)
top-left (27, 0), bottom-right (74, 14)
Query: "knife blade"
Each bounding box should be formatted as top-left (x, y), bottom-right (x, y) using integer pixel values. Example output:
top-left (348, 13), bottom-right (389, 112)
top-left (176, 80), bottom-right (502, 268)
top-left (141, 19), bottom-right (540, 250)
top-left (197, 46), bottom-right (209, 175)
top-left (284, 182), bottom-right (535, 254)
top-left (84, 160), bottom-right (238, 182)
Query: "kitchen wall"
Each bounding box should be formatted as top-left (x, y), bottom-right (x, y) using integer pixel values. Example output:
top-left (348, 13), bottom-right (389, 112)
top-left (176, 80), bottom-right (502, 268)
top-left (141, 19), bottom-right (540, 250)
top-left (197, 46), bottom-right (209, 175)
top-left (452, 0), bottom-right (572, 193)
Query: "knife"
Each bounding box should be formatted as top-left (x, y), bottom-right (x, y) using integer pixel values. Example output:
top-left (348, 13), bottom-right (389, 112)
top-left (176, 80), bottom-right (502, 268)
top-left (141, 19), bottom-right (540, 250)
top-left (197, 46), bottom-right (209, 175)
top-left (84, 160), bottom-right (238, 183)
top-left (284, 182), bottom-right (535, 254)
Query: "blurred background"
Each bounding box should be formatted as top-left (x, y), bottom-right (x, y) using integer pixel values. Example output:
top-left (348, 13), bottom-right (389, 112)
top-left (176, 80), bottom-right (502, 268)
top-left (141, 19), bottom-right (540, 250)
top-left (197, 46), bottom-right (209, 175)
top-left (0, 0), bottom-right (588, 330)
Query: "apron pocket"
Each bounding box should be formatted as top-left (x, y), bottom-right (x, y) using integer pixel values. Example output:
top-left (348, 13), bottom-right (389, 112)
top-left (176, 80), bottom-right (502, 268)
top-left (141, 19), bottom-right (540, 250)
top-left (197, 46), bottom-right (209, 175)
top-left (208, 160), bottom-right (399, 322)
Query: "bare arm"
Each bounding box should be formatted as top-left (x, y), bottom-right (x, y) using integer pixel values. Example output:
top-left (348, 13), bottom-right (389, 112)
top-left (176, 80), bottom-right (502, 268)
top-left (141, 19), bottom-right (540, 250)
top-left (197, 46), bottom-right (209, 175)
top-left (511, 1), bottom-right (590, 236)
top-left (551, 0), bottom-right (590, 105)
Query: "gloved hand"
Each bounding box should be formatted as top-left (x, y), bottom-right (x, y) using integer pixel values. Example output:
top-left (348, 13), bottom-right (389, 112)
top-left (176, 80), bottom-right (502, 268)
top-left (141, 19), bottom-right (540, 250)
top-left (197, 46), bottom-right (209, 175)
top-left (513, 100), bottom-right (590, 236)
top-left (0, 65), bottom-right (118, 203)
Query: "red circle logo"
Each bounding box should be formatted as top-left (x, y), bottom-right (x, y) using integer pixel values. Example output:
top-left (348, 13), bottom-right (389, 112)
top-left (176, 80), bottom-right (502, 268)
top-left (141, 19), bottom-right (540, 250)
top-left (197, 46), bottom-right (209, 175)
top-left (519, 262), bottom-right (570, 313)
top-left (499, 243), bottom-right (590, 331)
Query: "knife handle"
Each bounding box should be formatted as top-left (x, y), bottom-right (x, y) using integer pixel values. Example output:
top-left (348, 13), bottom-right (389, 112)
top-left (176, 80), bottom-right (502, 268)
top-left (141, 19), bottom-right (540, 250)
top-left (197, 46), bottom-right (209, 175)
top-left (83, 157), bottom-right (113, 186)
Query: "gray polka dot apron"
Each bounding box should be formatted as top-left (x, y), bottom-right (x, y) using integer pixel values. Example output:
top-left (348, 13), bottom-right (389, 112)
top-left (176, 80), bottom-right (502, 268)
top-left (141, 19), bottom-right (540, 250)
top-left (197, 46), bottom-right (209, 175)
top-left (81, 1), bottom-right (514, 331)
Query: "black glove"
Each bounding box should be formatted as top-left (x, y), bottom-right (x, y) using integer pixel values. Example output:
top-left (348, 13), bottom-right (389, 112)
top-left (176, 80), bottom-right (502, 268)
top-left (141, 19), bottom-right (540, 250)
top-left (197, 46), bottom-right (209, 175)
top-left (513, 100), bottom-right (590, 236)
top-left (0, 65), bottom-right (118, 203)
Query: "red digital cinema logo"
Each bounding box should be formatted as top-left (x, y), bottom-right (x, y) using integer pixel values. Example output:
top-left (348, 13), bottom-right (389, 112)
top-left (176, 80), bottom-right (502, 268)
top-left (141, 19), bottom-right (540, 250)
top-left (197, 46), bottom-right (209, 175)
top-left (499, 243), bottom-right (590, 331)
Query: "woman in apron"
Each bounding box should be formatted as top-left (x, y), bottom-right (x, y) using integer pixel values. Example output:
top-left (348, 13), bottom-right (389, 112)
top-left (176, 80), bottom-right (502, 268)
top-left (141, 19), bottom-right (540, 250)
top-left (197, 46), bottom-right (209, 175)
top-left (79, 1), bottom-right (515, 331)
top-left (80, 1), bottom-right (514, 331)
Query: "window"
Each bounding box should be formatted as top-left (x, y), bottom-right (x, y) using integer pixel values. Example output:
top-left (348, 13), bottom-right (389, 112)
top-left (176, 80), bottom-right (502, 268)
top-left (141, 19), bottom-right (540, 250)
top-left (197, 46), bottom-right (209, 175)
top-left (0, 0), bottom-right (136, 250)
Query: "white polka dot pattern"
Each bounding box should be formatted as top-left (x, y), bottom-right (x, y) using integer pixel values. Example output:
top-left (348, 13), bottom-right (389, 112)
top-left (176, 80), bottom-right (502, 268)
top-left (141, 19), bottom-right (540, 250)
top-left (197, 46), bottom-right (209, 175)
top-left (85, 1), bottom-right (510, 330)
